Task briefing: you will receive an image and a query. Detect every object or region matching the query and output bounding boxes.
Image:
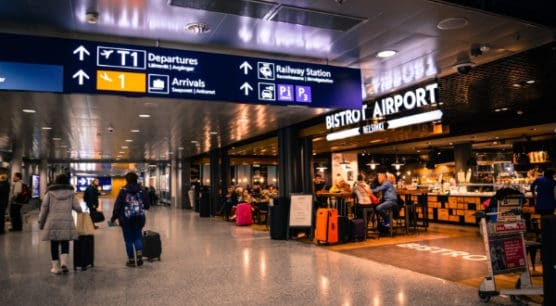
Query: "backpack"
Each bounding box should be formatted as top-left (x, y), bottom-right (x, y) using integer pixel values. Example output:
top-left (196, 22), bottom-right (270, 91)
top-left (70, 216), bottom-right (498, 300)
top-left (16, 183), bottom-right (31, 204)
top-left (123, 188), bottom-right (145, 219)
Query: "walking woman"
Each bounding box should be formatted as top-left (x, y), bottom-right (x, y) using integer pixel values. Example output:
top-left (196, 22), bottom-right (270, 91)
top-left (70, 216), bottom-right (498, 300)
top-left (38, 174), bottom-right (82, 274)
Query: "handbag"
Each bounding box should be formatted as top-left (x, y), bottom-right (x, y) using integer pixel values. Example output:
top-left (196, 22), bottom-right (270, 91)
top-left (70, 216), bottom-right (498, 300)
top-left (90, 208), bottom-right (105, 223)
top-left (76, 213), bottom-right (95, 235)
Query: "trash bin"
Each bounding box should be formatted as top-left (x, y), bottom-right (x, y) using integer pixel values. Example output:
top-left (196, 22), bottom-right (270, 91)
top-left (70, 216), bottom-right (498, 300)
top-left (270, 197), bottom-right (289, 240)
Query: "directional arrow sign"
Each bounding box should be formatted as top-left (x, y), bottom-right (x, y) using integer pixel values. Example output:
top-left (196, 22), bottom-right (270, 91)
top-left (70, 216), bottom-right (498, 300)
top-left (240, 82), bottom-right (253, 96)
top-left (73, 45), bottom-right (90, 61)
top-left (239, 61), bottom-right (252, 75)
top-left (72, 70), bottom-right (89, 85)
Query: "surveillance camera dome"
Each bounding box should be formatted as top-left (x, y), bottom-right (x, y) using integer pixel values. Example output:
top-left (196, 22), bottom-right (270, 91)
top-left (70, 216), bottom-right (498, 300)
top-left (455, 62), bottom-right (472, 74)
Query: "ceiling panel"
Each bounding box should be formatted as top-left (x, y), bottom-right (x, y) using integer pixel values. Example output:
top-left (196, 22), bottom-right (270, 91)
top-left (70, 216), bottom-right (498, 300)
top-left (0, 0), bottom-right (554, 167)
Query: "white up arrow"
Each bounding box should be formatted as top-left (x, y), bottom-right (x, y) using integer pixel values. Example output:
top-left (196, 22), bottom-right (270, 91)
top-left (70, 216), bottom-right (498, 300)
top-left (240, 82), bottom-right (253, 96)
top-left (72, 70), bottom-right (90, 85)
top-left (239, 61), bottom-right (252, 75)
top-left (73, 45), bottom-right (90, 61)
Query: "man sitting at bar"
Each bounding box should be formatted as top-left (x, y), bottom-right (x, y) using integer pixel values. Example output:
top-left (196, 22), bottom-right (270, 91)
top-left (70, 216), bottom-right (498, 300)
top-left (372, 169), bottom-right (399, 227)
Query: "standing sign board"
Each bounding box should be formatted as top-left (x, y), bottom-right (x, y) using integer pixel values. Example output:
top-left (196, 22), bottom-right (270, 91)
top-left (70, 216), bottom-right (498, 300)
top-left (288, 194), bottom-right (314, 239)
top-left (0, 33), bottom-right (362, 109)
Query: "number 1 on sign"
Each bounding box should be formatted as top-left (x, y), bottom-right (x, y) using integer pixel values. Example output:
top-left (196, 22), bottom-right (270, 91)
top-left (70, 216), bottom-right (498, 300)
top-left (118, 74), bottom-right (125, 88)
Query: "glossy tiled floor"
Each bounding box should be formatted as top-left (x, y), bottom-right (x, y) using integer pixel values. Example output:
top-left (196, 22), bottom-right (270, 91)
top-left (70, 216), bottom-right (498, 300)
top-left (0, 198), bottom-right (521, 306)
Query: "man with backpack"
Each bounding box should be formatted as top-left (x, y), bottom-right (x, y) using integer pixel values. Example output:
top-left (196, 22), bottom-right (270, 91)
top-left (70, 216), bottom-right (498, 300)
top-left (110, 172), bottom-right (150, 267)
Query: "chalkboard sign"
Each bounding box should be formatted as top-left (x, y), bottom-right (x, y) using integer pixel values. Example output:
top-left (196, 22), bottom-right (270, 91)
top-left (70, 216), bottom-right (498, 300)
top-left (288, 194), bottom-right (313, 227)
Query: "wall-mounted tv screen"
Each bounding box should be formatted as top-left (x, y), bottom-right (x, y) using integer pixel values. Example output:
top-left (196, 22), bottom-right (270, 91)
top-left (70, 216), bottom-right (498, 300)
top-left (31, 175), bottom-right (40, 198)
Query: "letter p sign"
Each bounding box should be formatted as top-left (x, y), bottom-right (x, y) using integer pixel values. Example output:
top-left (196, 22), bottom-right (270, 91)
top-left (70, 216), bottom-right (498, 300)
top-left (295, 85), bottom-right (312, 103)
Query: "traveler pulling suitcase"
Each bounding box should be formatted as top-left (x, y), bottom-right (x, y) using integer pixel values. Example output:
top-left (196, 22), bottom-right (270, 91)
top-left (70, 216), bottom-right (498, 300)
top-left (142, 230), bottom-right (162, 261)
top-left (315, 208), bottom-right (339, 244)
top-left (235, 203), bottom-right (253, 226)
top-left (74, 235), bottom-right (94, 271)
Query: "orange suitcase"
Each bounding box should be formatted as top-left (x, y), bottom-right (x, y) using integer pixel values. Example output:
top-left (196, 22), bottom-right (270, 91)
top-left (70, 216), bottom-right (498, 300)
top-left (315, 208), bottom-right (339, 244)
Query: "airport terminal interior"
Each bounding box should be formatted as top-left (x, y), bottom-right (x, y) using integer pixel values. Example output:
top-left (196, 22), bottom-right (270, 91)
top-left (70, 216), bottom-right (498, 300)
top-left (1, 1), bottom-right (555, 305)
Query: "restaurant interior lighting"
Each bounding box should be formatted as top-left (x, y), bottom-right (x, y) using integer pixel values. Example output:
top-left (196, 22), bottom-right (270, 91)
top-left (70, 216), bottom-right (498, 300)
top-left (366, 158), bottom-right (380, 170)
top-left (391, 156), bottom-right (405, 170)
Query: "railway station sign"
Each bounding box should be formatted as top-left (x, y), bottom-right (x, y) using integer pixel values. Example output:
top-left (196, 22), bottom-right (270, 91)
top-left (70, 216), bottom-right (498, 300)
top-left (0, 33), bottom-right (362, 109)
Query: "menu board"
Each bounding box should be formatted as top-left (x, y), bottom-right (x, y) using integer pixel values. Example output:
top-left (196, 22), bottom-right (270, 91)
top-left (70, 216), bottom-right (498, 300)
top-left (288, 194), bottom-right (313, 227)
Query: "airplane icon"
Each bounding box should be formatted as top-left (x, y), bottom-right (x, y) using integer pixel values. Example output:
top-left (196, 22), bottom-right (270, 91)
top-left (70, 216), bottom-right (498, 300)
top-left (100, 49), bottom-right (114, 59)
top-left (99, 72), bottom-right (113, 82)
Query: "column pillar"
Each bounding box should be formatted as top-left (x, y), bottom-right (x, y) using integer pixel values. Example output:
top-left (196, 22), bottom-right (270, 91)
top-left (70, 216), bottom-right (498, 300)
top-left (277, 126), bottom-right (302, 198)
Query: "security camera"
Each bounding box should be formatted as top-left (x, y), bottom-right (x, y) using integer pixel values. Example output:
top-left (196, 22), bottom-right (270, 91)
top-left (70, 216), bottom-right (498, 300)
top-left (455, 62), bottom-right (472, 74)
top-left (107, 125), bottom-right (114, 133)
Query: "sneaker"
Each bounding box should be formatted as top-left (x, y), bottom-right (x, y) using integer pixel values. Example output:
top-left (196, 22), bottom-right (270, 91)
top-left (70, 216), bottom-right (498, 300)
top-left (126, 259), bottom-right (136, 267)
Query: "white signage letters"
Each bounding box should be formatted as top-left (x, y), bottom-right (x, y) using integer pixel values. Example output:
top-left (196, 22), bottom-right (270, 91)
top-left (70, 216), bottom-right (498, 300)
top-left (325, 82), bottom-right (438, 130)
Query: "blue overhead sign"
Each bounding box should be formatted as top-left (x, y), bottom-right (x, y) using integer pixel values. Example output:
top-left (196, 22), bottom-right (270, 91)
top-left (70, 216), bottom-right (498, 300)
top-left (0, 33), bottom-right (362, 109)
top-left (0, 61), bottom-right (63, 92)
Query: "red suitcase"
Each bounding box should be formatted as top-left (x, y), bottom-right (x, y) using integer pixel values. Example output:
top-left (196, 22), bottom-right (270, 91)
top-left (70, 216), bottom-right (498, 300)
top-left (315, 208), bottom-right (338, 244)
top-left (235, 203), bottom-right (253, 226)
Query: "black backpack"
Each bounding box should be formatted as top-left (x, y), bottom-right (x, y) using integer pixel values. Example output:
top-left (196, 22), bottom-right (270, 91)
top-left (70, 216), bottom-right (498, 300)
top-left (16, 183), bottom-right (31, 203)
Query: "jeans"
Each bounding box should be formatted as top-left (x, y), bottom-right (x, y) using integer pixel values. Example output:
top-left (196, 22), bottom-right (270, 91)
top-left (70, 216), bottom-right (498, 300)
top-left (121, 222), bottom-right (143, 258)
top-left (50, 240), bottom-right (69, 260)
top-left (375, 199), bottom-right (398, 225)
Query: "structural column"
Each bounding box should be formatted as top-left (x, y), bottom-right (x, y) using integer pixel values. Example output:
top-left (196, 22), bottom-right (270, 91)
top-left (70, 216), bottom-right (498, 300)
top-left (209, 149), bottom-right (220, 216)
top-left (277, 126), bottom-right (302, 198)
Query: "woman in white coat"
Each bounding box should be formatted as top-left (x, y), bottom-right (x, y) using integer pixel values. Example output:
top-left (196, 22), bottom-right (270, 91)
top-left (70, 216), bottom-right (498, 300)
top-left (38, 174), bottom-right (82, 274)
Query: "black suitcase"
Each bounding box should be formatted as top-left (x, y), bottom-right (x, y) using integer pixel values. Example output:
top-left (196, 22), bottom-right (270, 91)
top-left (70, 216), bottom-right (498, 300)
top-left (74, 235), bottom-right (94, 271)
top-left (351, 218), bottom-right (366, 241)
top-left (142, 230), bottom-right (162, 261)
top-left (338, 216), bottom-right (351, 243)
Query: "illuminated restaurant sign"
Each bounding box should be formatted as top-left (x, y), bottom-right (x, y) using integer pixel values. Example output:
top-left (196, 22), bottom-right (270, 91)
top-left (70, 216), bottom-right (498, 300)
top-left (325, 82), bottom-right (441, 141)
top-left (0, 33), bottom-right (362, 109)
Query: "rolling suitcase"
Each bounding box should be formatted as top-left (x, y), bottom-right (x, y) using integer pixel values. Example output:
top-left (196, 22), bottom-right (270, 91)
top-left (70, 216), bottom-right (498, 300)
top-left (351, 218), bottom-right (366, 241)
top-left (74, 235), bottom-right (94, 271)
top-left (142, 230), bottom-right (162, 261)
top-left (315, 208), bottom-right (338, 244)
top-left (235, 203), bottom-right (253, 226)
top-left (338, 216), bottom-right (351, 243)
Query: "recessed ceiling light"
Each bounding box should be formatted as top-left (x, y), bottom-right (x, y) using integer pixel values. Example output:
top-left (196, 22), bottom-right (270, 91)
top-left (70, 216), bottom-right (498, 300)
top-left (131, 129), bottom-right (140, 133)
top-left (512, 83), bottom-right (522, 88)
top-left (178, 147), bottom-right (184, 150)
top-left (138, 114), bottom-right (151, 118)
top-left (86, 10), bottom-right (99, 24)
top-left (185, 22), bottom-right (210, 34)
top-left (42, 126), bottom-right (52, 130)
top-left (210, 131), bottom-right (218, 135)
top-left (437, 17), bottom-right (468, 30)
top-left (191, 140), bottom-right (199, 144)
top-left (125, 139), bottom-right (133, 142)
top-left (22, 109), bottom-right (36, 113)
top-left (121, 145), bottom-right (128, 149)
top-left (52, 137), bottom-right (61, 141)
top-left (526, 80), bottom-right (535, 84)
top-left (377, 50), bottom-right (397, 58)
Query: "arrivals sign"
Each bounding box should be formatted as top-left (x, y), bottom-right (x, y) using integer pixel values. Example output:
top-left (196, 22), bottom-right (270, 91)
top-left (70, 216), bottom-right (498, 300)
top-left (0, 33), bottom-right (362, 109)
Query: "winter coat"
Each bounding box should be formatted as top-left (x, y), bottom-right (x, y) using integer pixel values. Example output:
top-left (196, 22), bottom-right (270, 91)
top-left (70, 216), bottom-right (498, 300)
top-left (111, 183), bottom-right (150, 228)
top-left (38, 184), bottom-right (82, 241)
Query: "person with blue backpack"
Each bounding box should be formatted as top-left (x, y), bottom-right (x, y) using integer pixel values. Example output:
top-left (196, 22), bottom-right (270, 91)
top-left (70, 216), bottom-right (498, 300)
top-left (110, 172), bottom-right (150, 267)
